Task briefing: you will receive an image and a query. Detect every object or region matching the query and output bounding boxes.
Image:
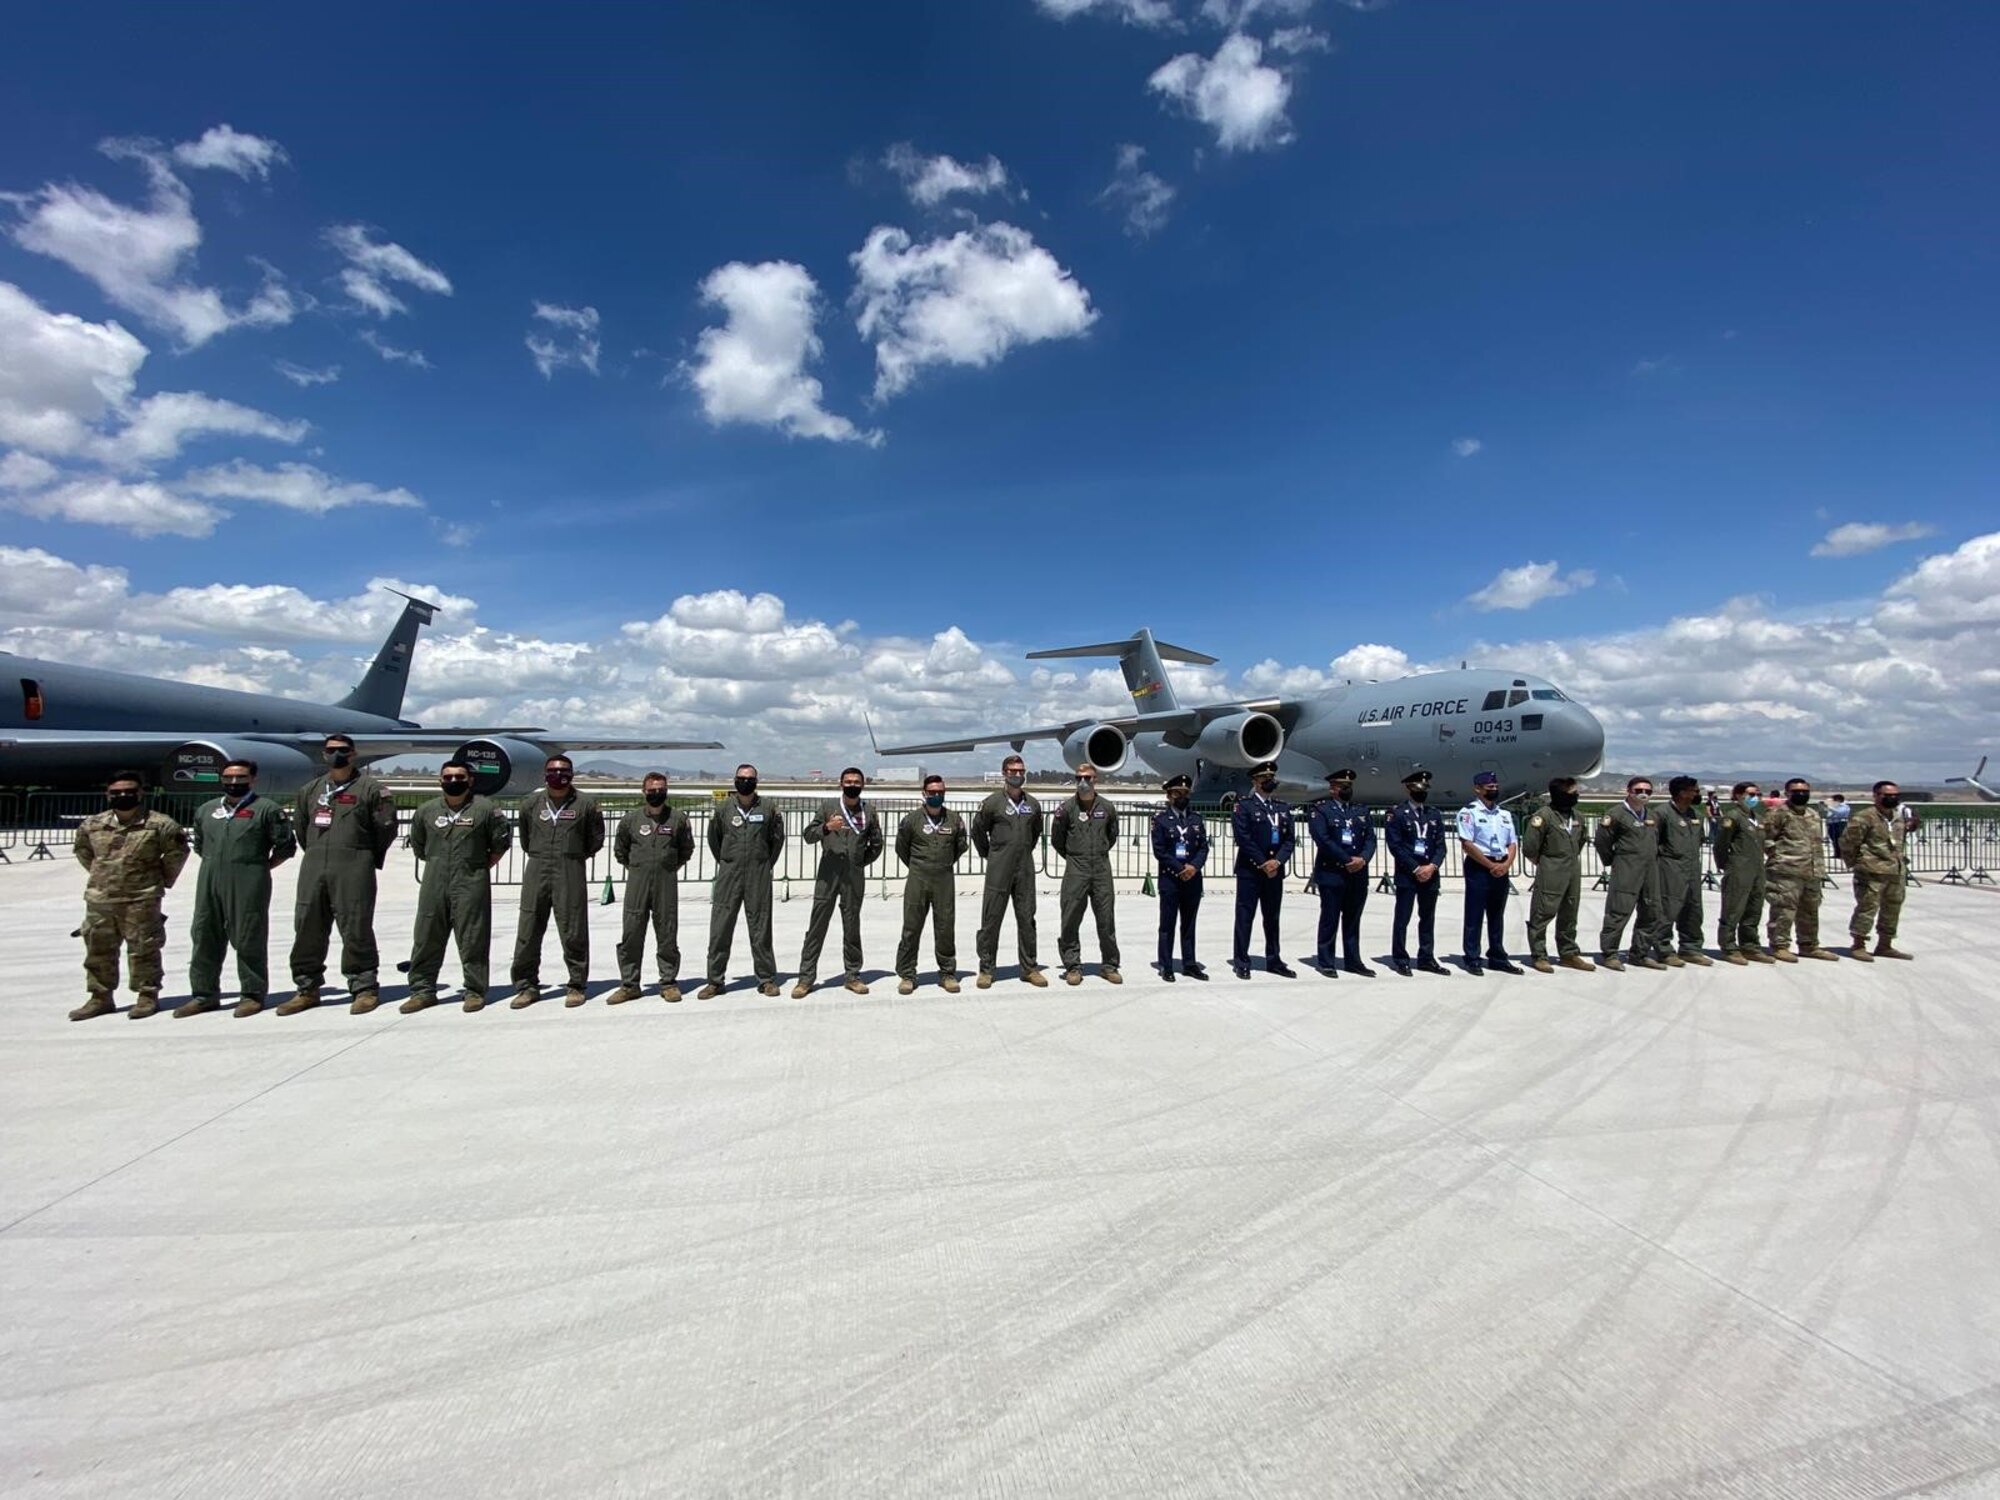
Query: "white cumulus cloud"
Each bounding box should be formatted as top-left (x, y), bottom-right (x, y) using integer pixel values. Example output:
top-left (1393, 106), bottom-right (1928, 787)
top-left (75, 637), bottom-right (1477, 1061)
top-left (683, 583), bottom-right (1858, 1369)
top-left (1200, 0), bottom-right (1315, 23)
top-left (1809, 521), bottom-right (1937, 559)
top-left (5, 476), bottom-right (222, 537)
top-left (1149, 34), bottom-right (1295, 151)
top-left (91, 391), bottom-right (307, 469)
top-left (1466, 560), bottom-right (1597, 612)
top-left (525, 301), bottom-right (602, 378)
top-left (273, 359), bottom-right (339, 387)
top-left (0, 281), bottom-right (149, 455)
top-left (358, 329), bottom-right (431, 368)
top-left (178, 459), bottom-right (422, 515)
top-left (170, 125), bottom-right (289, 180)
top-left (686, 260), bottom-right (877, 445)
top-left (851, 222), bottom-right (1097, 400)
top-left (1452, 437), bottom-right (1482, 458)
top-left (6, 137), bottom-right (296, 347)
top-left (884, 144), bottom-right (1014, 206)
top-left (1033, 0), bottom-right (1175, 24)
top-left (1100, 145), bottom-right (1177, 238)
top-left (326, 223), bottom-right (451, 319)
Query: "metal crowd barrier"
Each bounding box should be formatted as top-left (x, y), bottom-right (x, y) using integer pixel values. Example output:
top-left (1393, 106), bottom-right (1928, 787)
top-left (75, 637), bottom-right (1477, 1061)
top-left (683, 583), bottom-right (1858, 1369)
top-left (7, 790), bottom-right (1996, 889)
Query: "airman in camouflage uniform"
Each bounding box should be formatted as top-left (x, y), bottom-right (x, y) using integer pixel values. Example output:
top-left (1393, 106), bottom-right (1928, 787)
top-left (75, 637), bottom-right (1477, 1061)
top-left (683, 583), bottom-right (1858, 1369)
top-left (1840, 780), bottom-right (1912, 961)
top-left (1521, 778), bottom-right (1593, 973)
top-left (1593, 776), bottom-right (1664, 971)
top-left (71, 771), bottom-right (189, 1020)
top-left (1712, 781), bottom-right (1775, 964)
top-left (1763, 776), bottom-right (1839, 962)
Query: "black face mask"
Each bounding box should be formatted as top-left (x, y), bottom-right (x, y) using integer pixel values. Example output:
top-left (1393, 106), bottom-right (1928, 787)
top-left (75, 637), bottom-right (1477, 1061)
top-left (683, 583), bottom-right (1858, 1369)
top-left (1787, 789), bottom-right (1811, 808)
top-left (222, 780), bottom-right (252, 797)
top-left (1550, 790), bottom-right (1579, 812)
top-left (1878, 795), bottom-right (1901, 811)
top-left (545, 770), bottom-right (573, 790)
top-left (442, 779), bottom-right (471, 795)
top-left (841, 784), bottom-right (863, 799)
top-left (107, 790), bottom-right (141, 811)
top-left (1331, 784), bottom-right (1353, 800)
top-left (1255, 776), bottom-right (1276, 794)
top-left (325, 748), bottom-right (353, 768)
top-left (644, 788), bottom-right (668, 806)
top-left (1479, 789), bottom-right (1499, 803)
top-left (1408, 788), bottom-right (1429, 804)
top-left (734, 775), bottom-right (757, 795)
top-left (1169, 793), bottom-right (1190, 809)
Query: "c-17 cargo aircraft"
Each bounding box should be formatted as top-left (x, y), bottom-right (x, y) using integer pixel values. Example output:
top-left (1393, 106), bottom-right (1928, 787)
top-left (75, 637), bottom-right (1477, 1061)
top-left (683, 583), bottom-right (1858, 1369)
top-left (880, 629), bottom-right (1606, 807)
top-left (0, 591), bottom-right (722, 795)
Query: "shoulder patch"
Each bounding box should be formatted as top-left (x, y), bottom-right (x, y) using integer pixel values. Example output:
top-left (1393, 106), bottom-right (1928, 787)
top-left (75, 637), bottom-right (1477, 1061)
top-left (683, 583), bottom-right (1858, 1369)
top-left (1600, 815), bottom-right (1613, 827)
top-left (1530, 814), bottom-right (1543, 827)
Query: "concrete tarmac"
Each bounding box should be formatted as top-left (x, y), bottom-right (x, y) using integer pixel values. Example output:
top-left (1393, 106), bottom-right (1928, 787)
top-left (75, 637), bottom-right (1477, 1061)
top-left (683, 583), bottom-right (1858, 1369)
top-left (3, 854), bottom-right (1998, 1498)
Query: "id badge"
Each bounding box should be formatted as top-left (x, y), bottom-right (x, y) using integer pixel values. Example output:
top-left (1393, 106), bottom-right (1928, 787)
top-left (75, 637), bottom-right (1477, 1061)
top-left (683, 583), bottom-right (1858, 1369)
top-left (1413, 838), bottom-right (1427, 857)
top-left (313, 809), bottom-right (333, 829)
top-left (1340, 829), bottom-right (1354, 846)
top-left (1269, 826), bottom-right (1281, 848)
top-left (1174, 841), bottom-right (1188, 860)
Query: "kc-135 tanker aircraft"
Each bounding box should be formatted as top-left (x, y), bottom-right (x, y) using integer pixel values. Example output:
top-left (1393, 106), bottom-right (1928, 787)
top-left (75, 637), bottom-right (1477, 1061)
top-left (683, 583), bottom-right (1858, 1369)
top-left (883, 629), bottom-right (1607, 806)
top-left (0, 591), bottom-right (721, 794)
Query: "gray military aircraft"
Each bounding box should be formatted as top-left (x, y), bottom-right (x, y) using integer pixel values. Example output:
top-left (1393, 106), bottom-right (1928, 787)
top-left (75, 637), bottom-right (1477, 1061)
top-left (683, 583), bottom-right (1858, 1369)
top-left (1945, 756), bottom-right (1998, 803)
top-left (879, 629), bottom-right (1606, 807)
top-left (0, 591), bottom-right (721, 794)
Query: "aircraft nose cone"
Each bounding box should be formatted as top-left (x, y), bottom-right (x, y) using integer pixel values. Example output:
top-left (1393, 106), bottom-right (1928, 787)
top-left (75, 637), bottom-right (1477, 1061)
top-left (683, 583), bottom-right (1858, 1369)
top-left (1567, 702), bottom-right (1607, 780)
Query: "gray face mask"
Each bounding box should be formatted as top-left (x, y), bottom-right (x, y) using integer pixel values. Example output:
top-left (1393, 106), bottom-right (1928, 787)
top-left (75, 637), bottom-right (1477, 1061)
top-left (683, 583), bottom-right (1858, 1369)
top-left (1005, 772), bottom-right (1025, 789)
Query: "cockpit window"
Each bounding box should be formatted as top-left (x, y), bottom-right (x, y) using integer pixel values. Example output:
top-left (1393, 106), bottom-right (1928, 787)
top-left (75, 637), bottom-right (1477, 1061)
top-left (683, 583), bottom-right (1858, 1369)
top-left (1506, 689), bottom-right (1529, 707)
top-left (21, 678), bottom-right (42, 721)
top-left (1531, 689), bottom-right (1566, 701)
top-left (1480, 690), bottom-right (1506, 712)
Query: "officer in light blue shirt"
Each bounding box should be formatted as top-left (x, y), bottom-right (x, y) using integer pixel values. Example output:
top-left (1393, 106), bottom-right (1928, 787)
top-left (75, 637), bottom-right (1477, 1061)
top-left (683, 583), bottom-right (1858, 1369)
top-left (1456, 770), bottom-right (1521, 975)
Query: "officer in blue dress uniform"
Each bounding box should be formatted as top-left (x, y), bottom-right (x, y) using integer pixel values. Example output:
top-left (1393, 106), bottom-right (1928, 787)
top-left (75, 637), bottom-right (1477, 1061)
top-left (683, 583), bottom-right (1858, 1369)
top-left (1307, 767), bottom-right (1376, 976)
top-left (1230, 762), bottom-right (1297, 980)
top-left (1384, 768), bottom-right (1451, 977)
top-left (1151, 774), bottom-right (1209, 982)
top-left (1456, 769), bottom-right (1523, 975)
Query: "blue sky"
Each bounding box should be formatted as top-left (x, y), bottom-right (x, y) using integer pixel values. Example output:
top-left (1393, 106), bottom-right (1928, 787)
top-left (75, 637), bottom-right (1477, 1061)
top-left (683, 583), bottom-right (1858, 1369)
top-left (1, 1), bottom-right (1996, 775)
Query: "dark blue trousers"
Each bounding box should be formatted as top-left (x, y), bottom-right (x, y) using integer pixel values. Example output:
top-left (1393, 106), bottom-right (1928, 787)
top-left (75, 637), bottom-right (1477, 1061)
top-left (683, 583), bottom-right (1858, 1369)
top-left (1315, 869), bottom-right (1368, 965)
top-left (1463, 865), bottom-right (1512, 962)
top-left (1158, 873), bottom-right (1202, 968)
top-left (1233, 869), bottom-right (1284, 965)
top-left (1392, 878), bottom-right (1439, 963)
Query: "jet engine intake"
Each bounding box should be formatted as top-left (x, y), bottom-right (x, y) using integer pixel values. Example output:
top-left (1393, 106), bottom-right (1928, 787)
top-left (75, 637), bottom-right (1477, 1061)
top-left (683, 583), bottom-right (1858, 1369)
top-left (164, 739), bottom-right (321, 795)
top-left (1193, 711), bottom-right (1284, 769)
top-left (1060, 724), bottom-right (1131, 775)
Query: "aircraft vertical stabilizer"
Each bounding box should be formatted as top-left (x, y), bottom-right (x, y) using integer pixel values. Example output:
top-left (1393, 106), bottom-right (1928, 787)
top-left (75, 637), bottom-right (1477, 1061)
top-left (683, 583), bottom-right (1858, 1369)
top-left (1024, 629), bottom-right (1215, 715)
top-left (335, 590), bottom-right (438, 722)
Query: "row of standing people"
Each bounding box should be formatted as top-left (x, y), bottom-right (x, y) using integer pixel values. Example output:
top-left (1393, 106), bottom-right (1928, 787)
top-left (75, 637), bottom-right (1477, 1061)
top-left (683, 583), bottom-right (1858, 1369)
top-left (65, 740), bottom-right (1916, 1021)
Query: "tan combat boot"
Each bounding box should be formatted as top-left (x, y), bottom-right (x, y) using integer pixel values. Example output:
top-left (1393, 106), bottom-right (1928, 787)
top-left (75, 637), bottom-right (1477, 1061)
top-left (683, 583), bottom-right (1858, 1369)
top-left (350, 989), bottom-right (382, 1015)
top-left (129, 993), bottom-right (160, 1020)
top-left (1663, 955), bottom-right (1687, 968)
top-left (1024, 970), bottom-right (1049, 988)
top-left (274, 989), bottom-right (320, 1016)
top-left (607, 985), bottom-right (643, 1005)
top-left (174, 996), bottom-right (221, 1018)
top-left (898, 978), bottom-right (917, 995)
top-left (398, 993), bottom-right (435, 1014)
top-left (757, 981), bottom-right (781, 997)
top-left (1101, 968), bottom-right (1122, 985)
top-left (660, 983), bottom-right (682, 1003)
top-left (1680, 952), bottom-right (1714, 967)
top-left (232, 997), bottom-right (264, 1019)
top-left (1846, 944), bottom-right (1874, 963)
top-left (1770, 948), bottom-right (1798, 964)
top-left (940, 975), bottom-right (961, 994)
top-left (462, 992), bottom-right (487, 1013)
top-left (975, 971), bottom-right (994, 990)
top-left (1598, 954), bottom-right (1625, 972)
top-left (1063, 968), bottom-right (1083, 987)
top-left (1873, 942), bottom-right (1913, 960)
top-left (844, 978), bottom-right (870, 995)
top-left (1801, 947), bottom-right (1840, 961)
top-left (1746, 949), bottom-right (1778, 964)
top-left (69, 995), bottom-right (115, 1022)
top-left (1634, 956), bottom-right (1669, 972)
top-left (791, 980), bottom-right (813, 999)
top-left (1531, 957), bottom-right (1555, 974)
top-left (696, 982), bottom-right (723, 999)
top-left (1560, 955), bottom-right (1597, 972)
top-left (563, 987), bottom-right (588, 1007)
top-left (1722, 951), bottom-right (1749, 966)
top-left (510, 987), bottom-right (539, 1009)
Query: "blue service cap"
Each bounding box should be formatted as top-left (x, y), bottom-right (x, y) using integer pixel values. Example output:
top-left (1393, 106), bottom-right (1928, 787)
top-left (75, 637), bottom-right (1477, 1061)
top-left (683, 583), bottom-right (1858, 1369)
top-left (1473, 771), bottom-right (1500, 788)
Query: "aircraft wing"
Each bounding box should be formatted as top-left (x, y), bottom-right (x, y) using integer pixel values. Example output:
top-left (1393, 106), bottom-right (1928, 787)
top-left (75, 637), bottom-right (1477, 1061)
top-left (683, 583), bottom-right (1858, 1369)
top-left (877, 701), bottom-right (1284, 756)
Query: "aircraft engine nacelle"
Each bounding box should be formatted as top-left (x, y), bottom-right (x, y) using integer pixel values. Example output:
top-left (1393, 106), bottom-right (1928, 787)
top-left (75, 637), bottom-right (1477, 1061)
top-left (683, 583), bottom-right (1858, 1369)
top-left (163, 739), bottom-right (321, 795)
top-left (454, 736), bottom-right (551, 797)
top-left (1193, 711), bottom-right (1285, 769)
top-left (1060, 724), bottom-right (1131, 775)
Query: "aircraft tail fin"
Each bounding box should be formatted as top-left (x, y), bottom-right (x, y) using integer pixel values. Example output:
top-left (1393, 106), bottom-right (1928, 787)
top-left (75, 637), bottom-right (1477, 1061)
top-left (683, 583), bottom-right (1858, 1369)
top-left (335, 590), bottom-right (438, 721)
top-left (1945, 755), bottom-right (1995, 801)
top-left (1025, 629), bottom-right (1215, 714)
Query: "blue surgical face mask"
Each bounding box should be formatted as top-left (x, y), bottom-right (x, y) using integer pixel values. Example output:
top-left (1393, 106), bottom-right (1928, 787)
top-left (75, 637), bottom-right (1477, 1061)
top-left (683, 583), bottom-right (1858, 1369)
top-left (1742, 793), bottom-right (1760, 809)
top-left (924, 791), bottom-right (945, 810)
